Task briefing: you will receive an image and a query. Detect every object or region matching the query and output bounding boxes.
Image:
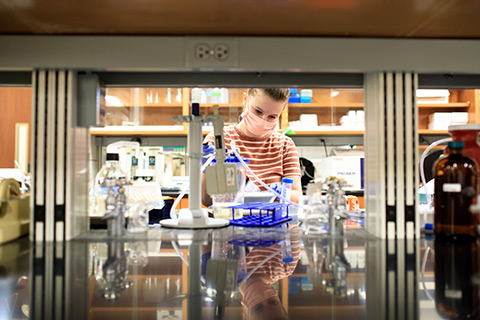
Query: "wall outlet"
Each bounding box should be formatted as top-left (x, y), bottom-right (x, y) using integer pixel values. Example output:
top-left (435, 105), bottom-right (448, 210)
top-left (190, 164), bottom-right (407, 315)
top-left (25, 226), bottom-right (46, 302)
top-left (214, 43), bottom-right (229, 61)
top-left (195, 43), bottom-right (212, 61)
top-left (186, 37), bottom-right (239, 68)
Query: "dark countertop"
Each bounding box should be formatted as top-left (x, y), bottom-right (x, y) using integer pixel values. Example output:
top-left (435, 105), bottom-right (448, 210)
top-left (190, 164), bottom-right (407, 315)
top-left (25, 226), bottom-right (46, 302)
top-left (0, 224), bottom-right (478, 320)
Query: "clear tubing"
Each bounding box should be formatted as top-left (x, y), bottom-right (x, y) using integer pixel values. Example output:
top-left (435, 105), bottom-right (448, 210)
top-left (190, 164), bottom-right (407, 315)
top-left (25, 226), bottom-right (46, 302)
top-left (171, 240), bottom-right (189, 267)
top-left (169, 155), bottom-right (216, 220)
top-left (230, 141), bottom-right (307, 209)
top-left (419, 137), bottom-right (451, 224)
top-left (420, 246), bottom-right (434, 301)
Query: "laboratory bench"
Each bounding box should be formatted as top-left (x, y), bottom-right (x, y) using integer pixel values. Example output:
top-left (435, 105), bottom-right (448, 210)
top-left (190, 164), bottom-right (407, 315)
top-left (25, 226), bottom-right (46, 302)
top-left (0, 224), bottom-right (478, 320)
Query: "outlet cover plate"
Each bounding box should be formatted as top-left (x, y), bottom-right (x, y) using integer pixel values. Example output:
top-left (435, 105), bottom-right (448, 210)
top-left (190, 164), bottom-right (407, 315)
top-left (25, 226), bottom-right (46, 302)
top-left (185, 37), bottom-right (239, 69)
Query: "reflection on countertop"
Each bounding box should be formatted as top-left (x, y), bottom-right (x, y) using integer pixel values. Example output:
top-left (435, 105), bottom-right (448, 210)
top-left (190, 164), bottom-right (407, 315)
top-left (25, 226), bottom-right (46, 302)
top-left (0, 225), bottom-right (479, 320)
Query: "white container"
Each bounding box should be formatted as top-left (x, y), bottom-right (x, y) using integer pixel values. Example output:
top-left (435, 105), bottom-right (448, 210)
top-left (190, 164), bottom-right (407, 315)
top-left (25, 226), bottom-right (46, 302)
top-left (300, 89), bottom-right (313, 97)
top-left (299, 114), bottom-right (318, 127)
top-left (212, 201), bottom-right (243, 220)
top-left (191, 88), bottom-right (202, 103)
top-left (212, 88), bottom-right (221, 103)
top-left (220, 88), bottom-right (229, 104)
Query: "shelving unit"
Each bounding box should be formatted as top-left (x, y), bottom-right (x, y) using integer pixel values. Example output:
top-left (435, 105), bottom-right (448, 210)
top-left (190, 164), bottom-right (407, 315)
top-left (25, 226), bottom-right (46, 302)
top-left (93, 88), bottom-right (479, 140)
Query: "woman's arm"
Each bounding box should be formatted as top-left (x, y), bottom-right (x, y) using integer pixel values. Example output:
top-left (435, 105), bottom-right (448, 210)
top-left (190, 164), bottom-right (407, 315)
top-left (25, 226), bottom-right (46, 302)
top-left (201, 173), bottom-right (213, 207)
top-left (286, 175), bottom-right (302, 203)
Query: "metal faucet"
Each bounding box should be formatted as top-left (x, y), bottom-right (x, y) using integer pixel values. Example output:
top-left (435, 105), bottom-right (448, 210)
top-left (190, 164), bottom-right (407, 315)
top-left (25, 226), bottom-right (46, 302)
top-left (325, 177), bottom-right (348, 236)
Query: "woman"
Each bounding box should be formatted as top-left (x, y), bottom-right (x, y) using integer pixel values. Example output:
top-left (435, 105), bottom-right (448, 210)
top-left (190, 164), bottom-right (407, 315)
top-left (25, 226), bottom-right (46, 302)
top-left (202, 88), bottom-right (301, 207)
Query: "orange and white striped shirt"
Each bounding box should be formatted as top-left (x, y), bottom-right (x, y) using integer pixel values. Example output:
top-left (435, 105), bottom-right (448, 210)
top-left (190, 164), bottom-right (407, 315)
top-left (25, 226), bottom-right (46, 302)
top-left (204, 125), bottom-right (301, 190)
top-left (245, 225), bottom-right (300, 284)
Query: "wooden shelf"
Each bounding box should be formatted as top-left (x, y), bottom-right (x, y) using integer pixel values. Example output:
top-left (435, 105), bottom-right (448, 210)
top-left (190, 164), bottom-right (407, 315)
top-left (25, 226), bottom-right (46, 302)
top-left (419, 145), bottom-right (445, 150)
top-left (287, 102), bottom-right (469, 109)
top-left (90, 127), bottom-right (187, 136)
top-left (417, 102), bottom-right (470, 108)
top-left (288, 103), bottom-right (364, 108)
top-left (89, 128), bottom-right (456, 137)
top-left (287, 130), bottom-right (364, 135)
top-left (106, 103), bottom-right (183, 108)
top-left (418, 129), bottom-right (449, 135)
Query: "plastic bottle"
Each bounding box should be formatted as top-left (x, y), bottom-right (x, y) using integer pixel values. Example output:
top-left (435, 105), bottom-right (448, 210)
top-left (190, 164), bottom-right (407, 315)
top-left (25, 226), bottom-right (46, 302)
top-left (433, 141), bottom-right (478, 238)
top-left (191, 88), bottom-right (202, 103)
top-left (93, 153), bottom-right (128, 222)
top-left (280, 178), bottom-right (293, 215)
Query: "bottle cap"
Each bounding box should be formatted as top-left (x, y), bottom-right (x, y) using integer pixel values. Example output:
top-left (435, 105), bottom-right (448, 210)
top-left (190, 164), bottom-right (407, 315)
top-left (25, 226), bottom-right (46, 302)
top-left (106, 153), bottom-right (120, 161)
top-left (447, 141), bottom-right (464, 149)
top-left (282, 177), bottom-right (294, 184)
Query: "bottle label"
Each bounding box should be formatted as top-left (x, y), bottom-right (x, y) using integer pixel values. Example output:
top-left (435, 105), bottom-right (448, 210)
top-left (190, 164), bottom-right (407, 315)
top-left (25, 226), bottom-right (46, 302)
top-left (444, 289), bottom-right (462, 299)
top-left (442, 183), bottom-right (462, 193)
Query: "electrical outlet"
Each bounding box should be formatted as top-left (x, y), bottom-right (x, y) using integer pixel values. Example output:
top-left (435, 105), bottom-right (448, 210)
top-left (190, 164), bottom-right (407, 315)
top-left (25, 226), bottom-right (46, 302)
top-left (195, 43), bottom-right (212, 61)
top-left (213, 43), bottom-right (229, 61)
top-left (186, 37), bottom-right (239, 68)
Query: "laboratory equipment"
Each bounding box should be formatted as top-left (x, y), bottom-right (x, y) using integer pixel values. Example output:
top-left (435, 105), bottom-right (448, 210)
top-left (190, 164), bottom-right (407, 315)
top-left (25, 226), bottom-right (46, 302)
top-left (127, 202), bottom-right (149, 233)
top-left (434, 237), bottom-right (479, 319)
top-left (211, 154), bottom-right (248, 220)
top-left (160, 104), bottom-right (229, 229)
top-left (96, 241), bottom-right (131, 300)
top-left (93, 153), bottom-right (129, 236)
top-left (0, 178), bottom-right (29, 244)
top-left (228, 202), bottom-right (291, 227)
top-left (325, 237), bottom-right (351, 298)
top-left (205, 108), bottom-right (239, 196)
top-left (433, 141), bottom-right (478, 237)
top-left (326, 177), bottom-right (348, 237)
top-left (280, 177), bottom-right (293, 216)
top-left (302, 181), bottom-right (328, 234)
top-left (448, 124), bottom-right (480, 190)
top-left (316, 156), bottom-right (364, 190)
top-left (302, 236), bottom-right (325, 284)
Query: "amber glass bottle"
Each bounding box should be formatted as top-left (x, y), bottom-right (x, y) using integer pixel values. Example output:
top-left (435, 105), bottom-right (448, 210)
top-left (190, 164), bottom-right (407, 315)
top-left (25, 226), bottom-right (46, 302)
top-left (434, 238), bottom-right (479, 319)
top-left (434, 141), bottom-right (478, 237)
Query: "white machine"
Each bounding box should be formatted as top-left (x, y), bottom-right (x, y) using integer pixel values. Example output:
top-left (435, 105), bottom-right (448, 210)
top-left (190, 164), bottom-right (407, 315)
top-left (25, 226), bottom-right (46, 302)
top-left (316, 156), bottom-right (364, 191)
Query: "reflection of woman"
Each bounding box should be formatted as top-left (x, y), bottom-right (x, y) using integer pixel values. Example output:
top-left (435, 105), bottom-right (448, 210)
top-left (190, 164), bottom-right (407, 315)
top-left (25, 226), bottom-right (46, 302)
top-left (240, 225), bottom-right (300, 320)
top-left (202, 88), bottom-right (302, 207)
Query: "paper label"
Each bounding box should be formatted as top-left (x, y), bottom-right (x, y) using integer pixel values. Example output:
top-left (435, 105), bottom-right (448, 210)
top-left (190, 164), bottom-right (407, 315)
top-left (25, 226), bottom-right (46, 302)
top-left (225, 167), bottom-right (235, 186)
top-left (442, 183), bottom-right (462, 193)
top-left (445, 289), bottom-right (462, 299)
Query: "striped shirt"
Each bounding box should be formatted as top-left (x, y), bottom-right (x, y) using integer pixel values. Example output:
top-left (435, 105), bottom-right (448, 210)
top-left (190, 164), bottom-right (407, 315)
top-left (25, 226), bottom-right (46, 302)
top-left (204, 125), bottom-right (301, 190)
top-left (245, 225), bottom-right (300, 284)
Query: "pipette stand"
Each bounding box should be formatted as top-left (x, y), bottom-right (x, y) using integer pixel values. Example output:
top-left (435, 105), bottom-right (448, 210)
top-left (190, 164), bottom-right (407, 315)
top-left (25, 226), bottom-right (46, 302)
top-left (160, 111), bottom-right (229, 229)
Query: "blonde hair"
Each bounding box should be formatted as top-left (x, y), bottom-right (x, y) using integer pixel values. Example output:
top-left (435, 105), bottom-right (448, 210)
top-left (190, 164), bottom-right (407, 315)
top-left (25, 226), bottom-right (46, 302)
top-left (247, 88), bottom-right (290, 102)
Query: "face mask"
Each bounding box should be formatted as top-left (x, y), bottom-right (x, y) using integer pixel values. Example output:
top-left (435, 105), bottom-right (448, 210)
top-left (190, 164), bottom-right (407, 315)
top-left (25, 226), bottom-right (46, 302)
top-left (241, 107), bottom-right (277, 136)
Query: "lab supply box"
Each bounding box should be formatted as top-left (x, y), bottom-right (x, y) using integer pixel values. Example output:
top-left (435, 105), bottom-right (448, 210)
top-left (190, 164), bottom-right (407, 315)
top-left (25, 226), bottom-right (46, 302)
top-left (316, 156), bottom-right (364, 191)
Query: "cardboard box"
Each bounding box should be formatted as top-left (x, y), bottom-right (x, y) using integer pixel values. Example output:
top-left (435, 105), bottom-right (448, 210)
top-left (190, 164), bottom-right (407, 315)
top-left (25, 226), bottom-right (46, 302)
top-left (315, 156), bottom-right (364, 190)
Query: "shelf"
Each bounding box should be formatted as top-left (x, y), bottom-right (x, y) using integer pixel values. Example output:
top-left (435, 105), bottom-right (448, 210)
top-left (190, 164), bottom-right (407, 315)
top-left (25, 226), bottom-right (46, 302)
top-left (90, 127), bottom-right (454, 137)
top-left (90, 126), bottom-right (186, 136)
top-left (418, 129), bottom-right (449, 135)
top-left (288, 103), bottom-right (364, 108)
top-left (417, 102), bottom-right (470, 108)
top-left (106, 103), bottom-right (183, 108)
top-left (419, 145), bottom-right (445, 150)
top-left (287, 130), bottom-right (364, 135)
